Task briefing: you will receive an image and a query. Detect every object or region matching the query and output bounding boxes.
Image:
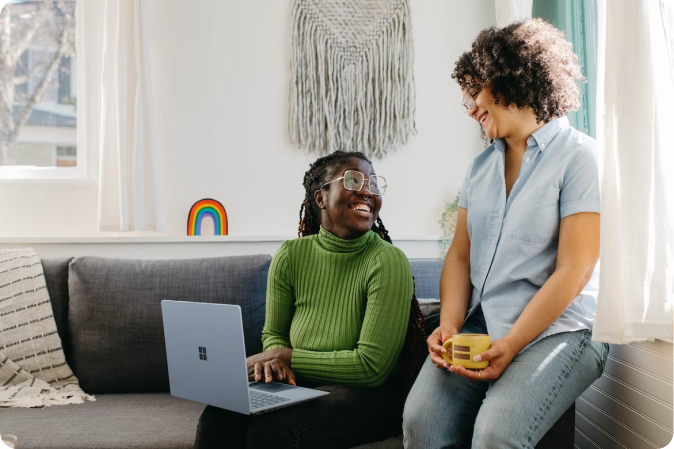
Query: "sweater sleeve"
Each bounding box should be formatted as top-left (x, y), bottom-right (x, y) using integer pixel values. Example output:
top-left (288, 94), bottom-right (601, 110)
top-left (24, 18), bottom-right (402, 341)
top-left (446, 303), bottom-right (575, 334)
top-left (261, 243), bottom-right (294, 351)
top-left (290, 245), bottom-right (413, 387)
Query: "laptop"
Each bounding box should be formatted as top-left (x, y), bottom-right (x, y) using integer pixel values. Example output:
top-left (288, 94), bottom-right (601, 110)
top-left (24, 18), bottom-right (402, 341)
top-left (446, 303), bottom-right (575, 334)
top-left (161, 300), bottom-right (328, 415)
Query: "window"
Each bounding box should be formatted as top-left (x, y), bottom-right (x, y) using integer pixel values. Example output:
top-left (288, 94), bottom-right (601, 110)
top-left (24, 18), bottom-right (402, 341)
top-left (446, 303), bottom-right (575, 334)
top-left (0, 1), bottom-right (80, 179)
top-left (662, 0), bottom-right (674, 71)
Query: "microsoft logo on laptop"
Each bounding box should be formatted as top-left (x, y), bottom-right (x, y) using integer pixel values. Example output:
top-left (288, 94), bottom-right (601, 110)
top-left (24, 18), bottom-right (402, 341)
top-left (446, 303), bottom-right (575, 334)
top-left (199, 346), bottom-right (208, 361)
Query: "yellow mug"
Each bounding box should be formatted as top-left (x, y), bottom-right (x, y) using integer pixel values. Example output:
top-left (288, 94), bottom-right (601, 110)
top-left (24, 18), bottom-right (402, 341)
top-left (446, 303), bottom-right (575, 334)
top-left (442, 333), bottom-right (491, 370)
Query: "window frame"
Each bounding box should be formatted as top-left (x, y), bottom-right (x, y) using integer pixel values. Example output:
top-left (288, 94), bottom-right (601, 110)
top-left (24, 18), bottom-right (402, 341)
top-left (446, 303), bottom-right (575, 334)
top-left (0, 0), bottom-right (87, 181)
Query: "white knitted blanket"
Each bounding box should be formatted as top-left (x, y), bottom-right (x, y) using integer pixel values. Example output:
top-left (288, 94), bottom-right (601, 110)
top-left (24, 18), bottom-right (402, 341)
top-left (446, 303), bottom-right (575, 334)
top-left (0, 248), bottom-right (94, 407)
top-left (289, 0), bottom-right (416, 158)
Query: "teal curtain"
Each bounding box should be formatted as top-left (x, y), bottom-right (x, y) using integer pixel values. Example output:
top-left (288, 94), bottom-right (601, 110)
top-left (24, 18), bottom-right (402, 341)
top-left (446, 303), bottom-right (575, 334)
top-left (532, 0), bottom-right (597, 138)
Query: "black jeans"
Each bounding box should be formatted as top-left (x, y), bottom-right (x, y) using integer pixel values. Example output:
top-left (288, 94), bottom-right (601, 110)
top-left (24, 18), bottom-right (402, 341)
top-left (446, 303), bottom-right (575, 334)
top-left (193, 376), bottom-right (406, 449)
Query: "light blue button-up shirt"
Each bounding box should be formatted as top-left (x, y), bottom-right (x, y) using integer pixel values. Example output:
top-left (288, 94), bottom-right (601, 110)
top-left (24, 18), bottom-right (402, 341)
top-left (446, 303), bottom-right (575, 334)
top-left (459, 117), bottom-right (600, 350)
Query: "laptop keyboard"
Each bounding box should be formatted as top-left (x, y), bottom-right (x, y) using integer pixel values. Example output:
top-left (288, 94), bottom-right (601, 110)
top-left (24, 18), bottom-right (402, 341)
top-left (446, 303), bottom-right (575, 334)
top-left (250, 391), bottom-right (291, 409)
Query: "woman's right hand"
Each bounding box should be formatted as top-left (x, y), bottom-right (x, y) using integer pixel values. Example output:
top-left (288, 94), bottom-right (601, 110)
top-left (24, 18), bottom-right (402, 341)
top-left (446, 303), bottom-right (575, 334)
top-left (249, 358), bottom-right (297, 385)
top-left (428, 324), bottom-right (459, 369)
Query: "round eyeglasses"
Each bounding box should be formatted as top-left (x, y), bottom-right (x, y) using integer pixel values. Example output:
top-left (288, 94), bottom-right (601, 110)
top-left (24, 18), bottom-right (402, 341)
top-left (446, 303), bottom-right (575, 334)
top-left (462, 90), bottom-right (478, 113)
top-left (319, 170), bottom-right (387, 196)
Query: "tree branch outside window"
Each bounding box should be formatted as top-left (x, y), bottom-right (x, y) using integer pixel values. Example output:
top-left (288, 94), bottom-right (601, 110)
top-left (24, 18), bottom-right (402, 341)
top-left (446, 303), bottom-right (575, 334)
top-left (0, 1), bottom-right (76, 167)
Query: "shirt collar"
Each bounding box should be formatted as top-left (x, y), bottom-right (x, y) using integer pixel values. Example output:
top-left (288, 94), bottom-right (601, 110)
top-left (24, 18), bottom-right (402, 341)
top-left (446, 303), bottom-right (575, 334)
top-left (530, 116), bottom-right (568, 151)
top-left (494, 139), bottom-right (506, 153)
top-left (493, 116), bottom-right (569, 153)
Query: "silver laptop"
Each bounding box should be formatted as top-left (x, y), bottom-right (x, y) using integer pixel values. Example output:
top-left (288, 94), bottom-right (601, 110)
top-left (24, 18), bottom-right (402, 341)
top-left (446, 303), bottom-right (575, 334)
top-left (161, 300), bottom-right (328, 415)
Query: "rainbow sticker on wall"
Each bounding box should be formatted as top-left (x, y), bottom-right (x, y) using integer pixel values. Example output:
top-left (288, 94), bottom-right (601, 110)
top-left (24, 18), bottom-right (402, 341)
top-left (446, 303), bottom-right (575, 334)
top-left (187, 199), bottom-right (228, 236)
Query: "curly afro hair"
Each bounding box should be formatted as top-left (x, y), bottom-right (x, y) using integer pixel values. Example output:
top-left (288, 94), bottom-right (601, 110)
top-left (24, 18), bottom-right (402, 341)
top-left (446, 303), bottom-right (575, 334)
top-left (452, 18), bottom-right (584, 123)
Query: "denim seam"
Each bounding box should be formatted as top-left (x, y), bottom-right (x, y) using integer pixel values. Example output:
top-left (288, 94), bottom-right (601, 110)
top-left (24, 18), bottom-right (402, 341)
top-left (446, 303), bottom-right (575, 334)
top-left (522, 330), bottom-right (590, 448)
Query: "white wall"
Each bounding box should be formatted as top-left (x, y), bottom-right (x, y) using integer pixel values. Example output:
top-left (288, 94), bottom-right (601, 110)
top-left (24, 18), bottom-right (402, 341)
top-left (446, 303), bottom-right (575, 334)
top-left (0, 235), bottom-right (443, 260)
top-left (0, 1), bottom-right (495, 244)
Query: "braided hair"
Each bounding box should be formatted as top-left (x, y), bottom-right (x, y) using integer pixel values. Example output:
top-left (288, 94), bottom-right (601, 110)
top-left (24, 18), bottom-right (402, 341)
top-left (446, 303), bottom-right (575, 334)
top-left (298, 151), bottom-right (427, 388)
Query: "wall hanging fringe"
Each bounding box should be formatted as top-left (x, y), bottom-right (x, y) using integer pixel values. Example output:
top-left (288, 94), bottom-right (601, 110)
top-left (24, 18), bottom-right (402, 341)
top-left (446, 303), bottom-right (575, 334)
top-left (289, 0), bottom-right (416, 158)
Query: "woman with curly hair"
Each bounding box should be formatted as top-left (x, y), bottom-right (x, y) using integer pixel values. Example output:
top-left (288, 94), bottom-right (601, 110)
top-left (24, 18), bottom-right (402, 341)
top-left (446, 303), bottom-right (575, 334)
top-left (195, 151), bottom-right (427, 448)
top-left (402, 19), bottom-right (609, 448)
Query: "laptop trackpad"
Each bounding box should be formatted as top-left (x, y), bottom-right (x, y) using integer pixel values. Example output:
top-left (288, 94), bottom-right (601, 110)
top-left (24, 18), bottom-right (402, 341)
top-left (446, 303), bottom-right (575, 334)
top-left (249, 382), bottom-right (297, 393)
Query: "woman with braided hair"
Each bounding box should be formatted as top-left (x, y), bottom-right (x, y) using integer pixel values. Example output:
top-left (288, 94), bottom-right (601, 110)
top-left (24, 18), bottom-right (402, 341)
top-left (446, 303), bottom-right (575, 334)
top-left (194, 151), bottom-right (427, 449)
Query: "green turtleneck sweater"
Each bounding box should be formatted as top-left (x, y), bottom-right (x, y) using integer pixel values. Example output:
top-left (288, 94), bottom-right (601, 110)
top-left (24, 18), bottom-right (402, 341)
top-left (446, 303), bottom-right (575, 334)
top-left (261, 227), bottom-right (413, 387)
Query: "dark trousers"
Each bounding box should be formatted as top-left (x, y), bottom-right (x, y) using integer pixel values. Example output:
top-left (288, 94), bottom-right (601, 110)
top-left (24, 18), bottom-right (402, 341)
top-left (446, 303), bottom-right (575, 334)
top-left (194, 376), bottom-right (406, 449)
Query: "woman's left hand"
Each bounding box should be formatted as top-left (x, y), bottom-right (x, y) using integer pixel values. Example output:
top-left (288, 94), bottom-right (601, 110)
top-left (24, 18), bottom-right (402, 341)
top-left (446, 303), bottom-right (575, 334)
top-left (246, 348), bottom-right (294, 380)
top-left (448, 338), bottom-right (516, 382)
top-left (250, 358), bottom-right (297, 385)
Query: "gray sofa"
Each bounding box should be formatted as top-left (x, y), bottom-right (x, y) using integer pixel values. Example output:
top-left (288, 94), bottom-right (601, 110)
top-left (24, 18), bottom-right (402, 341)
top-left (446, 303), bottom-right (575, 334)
top-left (0, 255), bottom-right (574, 448)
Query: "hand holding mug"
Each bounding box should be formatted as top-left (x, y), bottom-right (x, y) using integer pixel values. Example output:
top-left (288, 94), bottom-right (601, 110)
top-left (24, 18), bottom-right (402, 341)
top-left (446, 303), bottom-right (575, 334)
top-left (442, 333), bottom-right (491, 370)
top-left (427, 324), bottom-right (459, 368)
top-left (447, 338), bottom-right (517, 382)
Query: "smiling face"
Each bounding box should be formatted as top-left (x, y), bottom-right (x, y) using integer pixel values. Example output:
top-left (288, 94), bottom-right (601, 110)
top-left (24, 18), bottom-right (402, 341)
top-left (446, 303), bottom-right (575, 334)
top-left (464, 84), bottom-right (540, 141)
top-left (315, 157), bottom-right (383, 240)
top-left (465, 85), bottom-right (510, 140)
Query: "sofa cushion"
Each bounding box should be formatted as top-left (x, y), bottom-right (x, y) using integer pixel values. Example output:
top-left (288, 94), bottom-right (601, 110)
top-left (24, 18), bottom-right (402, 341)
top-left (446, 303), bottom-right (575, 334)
top-left (41, 257), bottom-right (73, 360)
top-left (417, 298), bottom-right (440, 316)
top-left (68, 255), bottom-right (271, 394)
top-left (0, 393), bottom-right (205, 449)
top-left (408, 259), bottom-right (442, 299)
top-left (408, 259), bottom-right (442, 337)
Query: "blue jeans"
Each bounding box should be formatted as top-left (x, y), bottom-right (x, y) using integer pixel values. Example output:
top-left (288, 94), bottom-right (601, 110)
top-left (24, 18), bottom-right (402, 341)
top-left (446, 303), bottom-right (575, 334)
top-left (402, 308), bottom-right (608, 449)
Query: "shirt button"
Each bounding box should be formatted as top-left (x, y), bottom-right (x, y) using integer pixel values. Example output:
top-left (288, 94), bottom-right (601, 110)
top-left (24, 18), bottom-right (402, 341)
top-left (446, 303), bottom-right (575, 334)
top-left (526, 157), bottom-right (530, 162)
top-left (541, 143), bottom-right (546, 149)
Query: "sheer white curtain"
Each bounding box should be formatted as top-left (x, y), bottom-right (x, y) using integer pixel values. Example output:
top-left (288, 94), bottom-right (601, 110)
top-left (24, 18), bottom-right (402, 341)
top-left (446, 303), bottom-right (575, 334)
top-left (593, 0), bottom-right (674, 344)
top-left (494, 0), bottom-right (533, 27)
top-left (84, 0), bottom-right (164, 232)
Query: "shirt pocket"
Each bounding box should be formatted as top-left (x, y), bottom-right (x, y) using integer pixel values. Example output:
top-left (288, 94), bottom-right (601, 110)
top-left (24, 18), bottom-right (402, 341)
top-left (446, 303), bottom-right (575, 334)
top-left (506, 188), bottom-right (560, 243)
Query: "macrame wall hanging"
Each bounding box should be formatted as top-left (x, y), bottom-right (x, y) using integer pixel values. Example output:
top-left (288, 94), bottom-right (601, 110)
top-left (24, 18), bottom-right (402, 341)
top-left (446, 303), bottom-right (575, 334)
top-left (289, 0), bottom-right (416, 158)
